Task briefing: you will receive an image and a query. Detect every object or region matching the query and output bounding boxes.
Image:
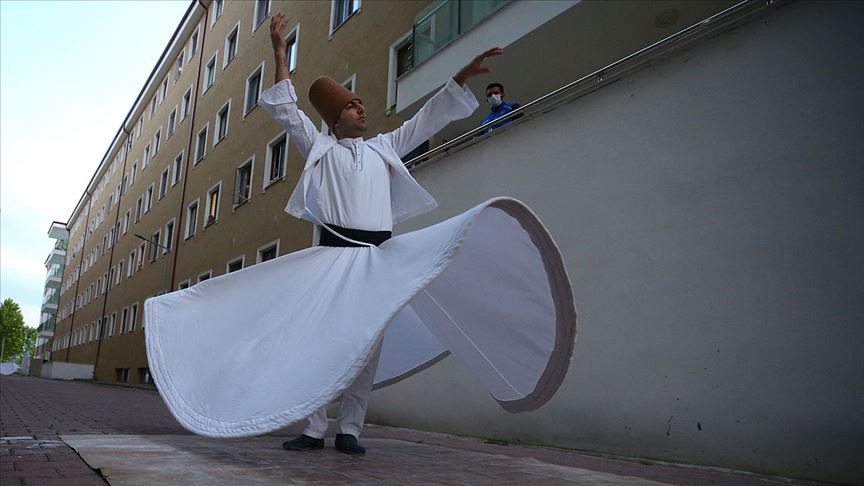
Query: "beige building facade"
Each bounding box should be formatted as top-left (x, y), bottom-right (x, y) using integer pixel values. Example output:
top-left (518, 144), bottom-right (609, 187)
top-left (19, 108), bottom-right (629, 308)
top-left (51, 0), bottom-right (432, 382)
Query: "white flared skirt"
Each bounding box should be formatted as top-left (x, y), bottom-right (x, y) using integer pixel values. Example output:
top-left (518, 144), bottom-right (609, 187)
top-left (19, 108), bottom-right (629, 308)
top-left (144, 197), bottom-right (577, 438)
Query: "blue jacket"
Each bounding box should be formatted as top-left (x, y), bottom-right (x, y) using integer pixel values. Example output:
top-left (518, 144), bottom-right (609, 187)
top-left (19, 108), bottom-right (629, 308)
top-left (481, 102), bottom-right (520, 130)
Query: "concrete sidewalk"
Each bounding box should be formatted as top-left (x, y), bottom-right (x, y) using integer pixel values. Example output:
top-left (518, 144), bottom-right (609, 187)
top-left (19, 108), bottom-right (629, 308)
top-left (1, 375), bottom-right (808, 485)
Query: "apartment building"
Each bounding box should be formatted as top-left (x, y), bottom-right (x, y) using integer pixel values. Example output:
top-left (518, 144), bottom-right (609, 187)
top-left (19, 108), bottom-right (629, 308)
top-left (50, 0), bottom-right (434, 383)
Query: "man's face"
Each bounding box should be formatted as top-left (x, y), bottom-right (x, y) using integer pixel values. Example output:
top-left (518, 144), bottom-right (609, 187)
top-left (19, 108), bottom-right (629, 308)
top-left (486, 86), bottom-right (504, 108)
top-left (333, 99), bottom-right (367, 138)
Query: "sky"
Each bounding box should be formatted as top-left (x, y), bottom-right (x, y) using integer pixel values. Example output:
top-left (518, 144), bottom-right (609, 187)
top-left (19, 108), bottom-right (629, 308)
top-left (1, 0), bottom-right (192, 329)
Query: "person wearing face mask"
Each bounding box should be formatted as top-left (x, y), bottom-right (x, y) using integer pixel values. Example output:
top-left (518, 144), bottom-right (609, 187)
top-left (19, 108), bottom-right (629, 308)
top-left (481, 83), bottom-right (520, 131)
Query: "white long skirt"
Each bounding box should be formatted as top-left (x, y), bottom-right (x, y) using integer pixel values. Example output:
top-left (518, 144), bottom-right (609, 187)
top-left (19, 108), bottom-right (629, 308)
top-left (144, 197), bottom-right (577, 438)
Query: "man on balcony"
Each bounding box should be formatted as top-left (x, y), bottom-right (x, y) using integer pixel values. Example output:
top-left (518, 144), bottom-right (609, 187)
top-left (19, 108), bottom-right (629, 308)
top-left (481, 82), bottom-right (521, 131)
top-left (261, 12), bottom-right (501, 455)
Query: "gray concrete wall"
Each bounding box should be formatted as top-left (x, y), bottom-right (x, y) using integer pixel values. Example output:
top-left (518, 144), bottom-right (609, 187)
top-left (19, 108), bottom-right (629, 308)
top-left (367, 2), bottom-right (864, 483)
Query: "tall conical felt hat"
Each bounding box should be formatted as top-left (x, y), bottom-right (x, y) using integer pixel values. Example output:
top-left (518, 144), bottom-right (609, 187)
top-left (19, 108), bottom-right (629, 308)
top-left (308, 76), bottom-right (360, 127)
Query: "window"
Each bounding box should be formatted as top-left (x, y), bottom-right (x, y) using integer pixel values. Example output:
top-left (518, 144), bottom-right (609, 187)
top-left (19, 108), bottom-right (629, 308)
top-left (127, 251), bottom-right (136, 277)
top-left (257, 240), bottom-right (279, 263)
top-left (172, 152), bottom-right (183, 186)
top-left (182, 87), bottom-right (192, 119)
top-left (160, 77), bottom-right (168, 103)
top-left (143, 144), bottom-right (151, 168)
top-left (254, 0), bottom-right (270, 28)
top-left (212, 0), bottom-right (224, 25)
top-left (149, 230), bottom-right (161, 261)
top-left (387, 31), bottom-right (413, 111)
top-left (150, 96), bottom-right (157, 119)
top-left (178, 280), bottom-right (191, 290)
top-left (185, 200), bottom-right (199, 238)
top-left (244, 63), bottom-right (264, 115)
top-left (189, 30), bottom-right (199, 60)
top-left (130, 303), bottom-right (138, 332)
top-left (206, 183), bottom-right (221, 226)
top-left (331, 0), bottom-right (360, 33)
top-left (123, 210), bottom-right (130, 234)
top-left (198, 271), bottom-right (212, 283)
top-left (215, 101), bottom-right (230, 145)
top-left (137, 243), bottom-right (146, 270)
top-left (116, 261), bottom-right (124, 285)
top-left (130, 162), bottom-right (137, 186)
top-left (195, 124), bottom-right (208, 162)
top-left (285, 24), bottom-right (300, 73)
top-left (234, 157), bottom-right (253, 205)
top-left (265, 132), bottom-right (287, 187)
top-left (121, 307), bottom-right (129, 334)
top-left (164, 219), bottom-right (175, 253)
top-left (145, 184), bottom-right (154, 213)
top-left (135, 195), bottom-right (144, 222)
top-left (224, 23), bottom-right (239, 68)
top-left (204, 53), bottom-right (217, 91)
top-left (167, 108), bottom-right (177, 137)
top-left (159, 168), bottom-right (169, 199)
top-left (176, 50), bottom-right (184, 80)
top-left (227, 256), bottom-right (244, 273)
top-left (153, 128), bottom-right (161, 155)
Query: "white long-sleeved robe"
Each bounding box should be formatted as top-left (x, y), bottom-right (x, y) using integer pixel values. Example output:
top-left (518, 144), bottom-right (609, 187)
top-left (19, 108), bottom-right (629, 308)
top-left (143, 78), bottom-right (578, 438)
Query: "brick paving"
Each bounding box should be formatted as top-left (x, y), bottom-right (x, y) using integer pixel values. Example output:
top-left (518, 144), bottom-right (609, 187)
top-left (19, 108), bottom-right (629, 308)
top-left (1, 375), bottom-right (805, 485)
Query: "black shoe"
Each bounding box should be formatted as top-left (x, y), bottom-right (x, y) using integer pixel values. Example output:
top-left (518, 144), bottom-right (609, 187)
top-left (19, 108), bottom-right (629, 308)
top-left (282, 434), bottom-right (324, 451)
top-left (334, 434), bottom-right (366, 455)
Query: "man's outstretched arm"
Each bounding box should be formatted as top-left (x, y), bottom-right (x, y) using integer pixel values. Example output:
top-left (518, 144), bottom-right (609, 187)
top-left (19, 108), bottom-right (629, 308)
top-left (271, 13), bottom-right (291, 84)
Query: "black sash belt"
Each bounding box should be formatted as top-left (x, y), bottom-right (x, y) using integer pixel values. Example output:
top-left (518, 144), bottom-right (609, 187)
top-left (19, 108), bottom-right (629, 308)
top-left (318, 224), bottom-right (392, 248)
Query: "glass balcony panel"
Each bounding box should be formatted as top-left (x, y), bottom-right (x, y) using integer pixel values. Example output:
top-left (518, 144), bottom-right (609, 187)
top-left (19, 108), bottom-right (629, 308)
top-left (459, 0), bottom-right (508, 33)
top-left (414, 0), bottom-right (458, 65)
top-left (413, 0), bottom-right (509, 66)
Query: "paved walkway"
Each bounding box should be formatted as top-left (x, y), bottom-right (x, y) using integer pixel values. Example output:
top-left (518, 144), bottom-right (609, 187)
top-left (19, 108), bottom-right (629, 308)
top-left (1, 375), bottom-right (804, 485)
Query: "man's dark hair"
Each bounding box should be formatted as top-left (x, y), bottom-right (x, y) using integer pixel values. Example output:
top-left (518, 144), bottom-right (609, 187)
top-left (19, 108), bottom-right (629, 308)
top-left (486, 83), bottom-right (505, 95)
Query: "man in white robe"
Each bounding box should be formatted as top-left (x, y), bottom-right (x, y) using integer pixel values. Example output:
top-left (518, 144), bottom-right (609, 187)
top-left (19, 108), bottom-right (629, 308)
top-left (262, 12), bottom-right (500, 455)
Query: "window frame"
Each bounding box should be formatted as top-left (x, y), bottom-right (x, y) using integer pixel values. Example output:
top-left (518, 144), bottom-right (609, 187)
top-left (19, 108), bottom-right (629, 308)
top-left (234, 156), bottom-right (254, 207)
top-left (159, 167), bottom-right (170, 199)
top-left (185, 199), bottom-right (199, 239)
top-left (204, 52), bottom-right (218, 92)
top-left (223, 22), bottom-right (241, 69)
top-left (330, 0), bottom-right (361, 36)
top-left (214, 99), bottom-right (231, 146)
top-left (195, 123), bottom-right (209, 164)
top-left (204, 182), bottom-right (222, 227)
top-left (257, 239), bottom-right (280, 263)
top-left (226, 255), bottom-right (245, 274)
top-left (253, 0), bottom-right (271, 31)
top-left (172, 151), bottom-right (184, 186)
top-left (243, 62), bottom-right (265, 116)
top-left (164, 218), bottom-right (175, 254)
top-left (264, 131), bottom-right (288, 188)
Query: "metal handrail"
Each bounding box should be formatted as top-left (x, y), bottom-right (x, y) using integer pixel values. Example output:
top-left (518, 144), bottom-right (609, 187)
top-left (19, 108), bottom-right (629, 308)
top-left (404, 0), bottom-right (777, 170)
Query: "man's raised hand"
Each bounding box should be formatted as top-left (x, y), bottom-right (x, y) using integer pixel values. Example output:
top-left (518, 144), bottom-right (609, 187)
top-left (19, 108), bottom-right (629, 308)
top-left (270, 13), bottom-right (289, 53)
top-left (454, 47), bottom-right (503, 86)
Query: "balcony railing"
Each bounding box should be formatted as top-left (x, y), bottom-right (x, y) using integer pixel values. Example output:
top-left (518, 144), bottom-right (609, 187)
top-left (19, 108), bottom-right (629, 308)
top-left (413, 0), bottom-right (509, 66)
top-left (55, 240), bottom-right (68, 251)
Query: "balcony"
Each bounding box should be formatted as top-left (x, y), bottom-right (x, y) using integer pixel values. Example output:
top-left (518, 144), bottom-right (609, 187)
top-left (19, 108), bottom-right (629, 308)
top-left (396, 0), bottom-right (738, 142)
top-left (48, 222), bottom-right (68, 241)
top-left (45, 244), bottom-right (67, 266)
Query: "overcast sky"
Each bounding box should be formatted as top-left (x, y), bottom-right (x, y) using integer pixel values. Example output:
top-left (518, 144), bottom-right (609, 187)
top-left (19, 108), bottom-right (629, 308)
top-left (1, 0), bottom-right (191, 329)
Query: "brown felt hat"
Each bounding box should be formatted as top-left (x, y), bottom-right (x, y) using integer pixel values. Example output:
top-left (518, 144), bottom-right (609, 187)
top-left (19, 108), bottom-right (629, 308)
top-left (308, 76), bottom-right (361, 127)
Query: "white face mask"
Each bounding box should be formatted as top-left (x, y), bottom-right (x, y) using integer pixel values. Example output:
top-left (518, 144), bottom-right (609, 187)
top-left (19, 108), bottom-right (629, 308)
top-left (487, 93), bottom-right (503, 108)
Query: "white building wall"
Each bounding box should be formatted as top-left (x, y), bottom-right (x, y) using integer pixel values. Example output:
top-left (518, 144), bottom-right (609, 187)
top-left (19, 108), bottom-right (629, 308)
top-left (368, 2), bottom-right (864, 483)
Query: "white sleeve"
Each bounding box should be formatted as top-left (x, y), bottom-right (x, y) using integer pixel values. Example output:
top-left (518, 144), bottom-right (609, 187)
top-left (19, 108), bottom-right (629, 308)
top-left (382, 78), bottom-right (479, 159)
top-left (260, 79), bottom-right (320, 160)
